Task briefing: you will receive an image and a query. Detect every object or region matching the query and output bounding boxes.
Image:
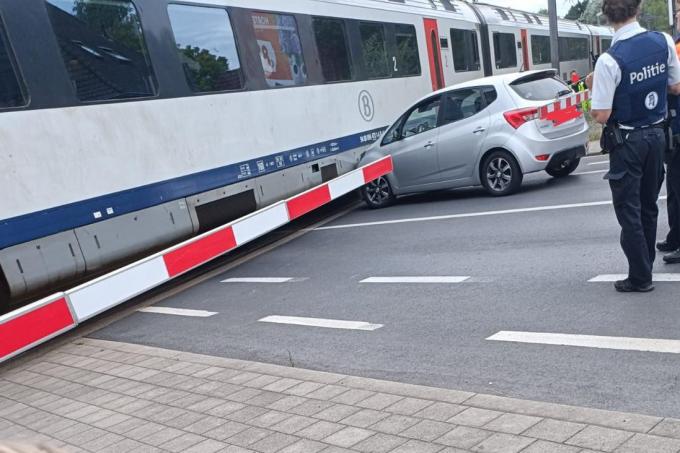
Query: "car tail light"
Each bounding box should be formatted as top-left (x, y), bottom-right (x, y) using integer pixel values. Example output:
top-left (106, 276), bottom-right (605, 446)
top-left (504, 107), bottom-right (539, 129)
top-left (535, 154), bottom-right (550, 161)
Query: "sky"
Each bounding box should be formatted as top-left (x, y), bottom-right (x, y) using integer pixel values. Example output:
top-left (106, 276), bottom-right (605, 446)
top-left (480, 0), bottom-right (572, 17)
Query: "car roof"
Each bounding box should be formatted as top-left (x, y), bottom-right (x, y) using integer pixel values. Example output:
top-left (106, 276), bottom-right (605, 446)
top-left (412, 69), bottom-right (558, 104)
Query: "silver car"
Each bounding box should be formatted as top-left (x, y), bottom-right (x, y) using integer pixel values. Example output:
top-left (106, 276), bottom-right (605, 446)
top-left (359, 70), bottom-right (589, 208)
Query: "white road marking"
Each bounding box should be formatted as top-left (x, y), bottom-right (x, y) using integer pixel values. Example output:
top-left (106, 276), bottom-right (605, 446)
top-left (222, 277), bottom-right (296, 283)
top-left (589, 274), bottom-right (680, 282)
top-left (573, 169), bottom-right (608, 176)
top-left (587, 161), bottom-right (609, 166)
top-left (138, 307), bottom-right (217, 317)
top-left (317, 196), bottom-right (668, 231)
top-left (259, 315), bottom-right (383, 331)
top-left (360, 276), bottom-right (470, 283)
top-left (487, 331), bottom-right (680, 354)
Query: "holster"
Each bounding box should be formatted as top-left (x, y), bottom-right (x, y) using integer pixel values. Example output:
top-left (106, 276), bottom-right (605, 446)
top-left (600, 122), bottom-right (624, 154)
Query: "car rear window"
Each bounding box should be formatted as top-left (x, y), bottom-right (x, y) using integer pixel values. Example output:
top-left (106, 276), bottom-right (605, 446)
top-left (510, 73), bottom-right (570, 101)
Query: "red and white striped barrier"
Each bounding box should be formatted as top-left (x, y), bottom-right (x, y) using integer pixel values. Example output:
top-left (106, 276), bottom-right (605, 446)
top-left (0, 293), bottom-right (76, 362)
top-left (538, 90), bottom-right (590, 126)
top-left (0, 156), bottom-right (393, 363)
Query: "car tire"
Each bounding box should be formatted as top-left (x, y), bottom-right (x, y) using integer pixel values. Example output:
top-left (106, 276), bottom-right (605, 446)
top-left (362, 176), bottom-right (395, 209)
top-left (481, 150), bottom-right (522, 197)
top-left (546, 157), bottom-right (580, 178)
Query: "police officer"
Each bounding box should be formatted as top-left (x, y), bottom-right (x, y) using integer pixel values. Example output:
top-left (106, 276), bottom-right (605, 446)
top-left (586, 0), bottom-right (680, 292)
top-left (658, 15), bottom-right (680, 264)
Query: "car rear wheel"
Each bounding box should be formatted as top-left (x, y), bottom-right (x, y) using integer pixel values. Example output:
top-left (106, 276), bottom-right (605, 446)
top-left (481, 151), bottom-right (522, 196)
top-left (546, 157), bottom-right (580, 178)
top-left (362, 176), bottom-right (395, 209)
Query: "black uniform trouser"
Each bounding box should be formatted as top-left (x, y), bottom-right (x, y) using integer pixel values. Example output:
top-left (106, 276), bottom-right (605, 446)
top-left (607, 127), bottom-right (665, 286)
top-left (664, 150), bottom-right (680, 248)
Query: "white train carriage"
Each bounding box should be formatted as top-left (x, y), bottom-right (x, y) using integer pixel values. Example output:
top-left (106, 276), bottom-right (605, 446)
top-left (0, 0), bottom-right (612, 309)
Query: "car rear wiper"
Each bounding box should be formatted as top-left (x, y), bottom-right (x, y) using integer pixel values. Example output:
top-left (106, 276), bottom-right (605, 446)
top-left (557, 89), bottom-right (572, 98)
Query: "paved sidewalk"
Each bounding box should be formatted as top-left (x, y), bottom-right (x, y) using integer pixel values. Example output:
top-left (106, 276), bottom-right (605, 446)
top-left (1, 339), bottom-right (679, 453)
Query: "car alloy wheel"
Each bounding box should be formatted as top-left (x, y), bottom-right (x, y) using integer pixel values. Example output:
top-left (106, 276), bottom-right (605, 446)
top-left (362, 176), bottom-right (394, 208)
top-left (486, 156), bottom-right (513, 192)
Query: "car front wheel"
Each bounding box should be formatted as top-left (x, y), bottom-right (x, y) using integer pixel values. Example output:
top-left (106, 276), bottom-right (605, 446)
top-left (546, 157), bottom-right (580, 178)
top-left (481, 151), bottom-right (522, 196)
top-left (362, 176), bottom-right (395, 209)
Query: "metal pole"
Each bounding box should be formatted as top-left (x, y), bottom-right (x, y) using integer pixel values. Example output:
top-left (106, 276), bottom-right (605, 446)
top-left (548, 0), bottom-right (560, 73)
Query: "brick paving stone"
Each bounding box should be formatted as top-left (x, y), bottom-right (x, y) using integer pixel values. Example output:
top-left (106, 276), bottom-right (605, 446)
top-left (124, 422), bottom-right (167, 442)
top-left (522, 419), bottom-right (586, 443)
top-left (288, 399), bottom-right (335, 417)
top-left (250, 432), bottom-right (299, 453)
top-left (226, 426), bottom-right (273, 447)
top-left (107, 416), bottom-right (145, 435)
top-left (566, 426), bottom-right (634, 452)
top-left (79, 432), bottom-right (124, 451)
top-left (356, 393), bottom-right (404, 411)
top-left (436, 426), bottom-right (492, 449)
top-left (306, 385), bottom-right (350, 401)
top-left (242, 374), bottom-right (281, 389)
top-left (270, 414), bottom-right (317, 434)
top-left (295, 420), bottom-right (345, 440)
top-left (204, 420), bottom-right (249, 440)
top-left (140, 426), bottom-right (185, 446)
top-left (207, 400), bottom-right (247, 417)
top-left (262, 378), bottom-right (304, 393)
top-left (182, 415), bottom-right (228, 434)
top-left (185, 396), bottom-right (226, 412)
top-left (482, 413), bottom-right (542, 434)
top-left (227, 405), bottom-right (270, 423)
top-left (401, 419), bottom-right (455, 442)
top-left (369, 414), bottom-right (420, 435)
top-left (284, 381), bottom-right (326, 396)
top-left (246, 391), bottom-right (286, 407)
top-left (649, 419), bottom-right (680, 440)
top-left (323, 426), bottom-right (375, 448)
top-left (313, 403), bottom-right (361, 422)
top-left (183, 439), bottom-right (227, 453)
top-left (521, 440), bottom-right (581, 453)
top-left (319, 447), bottom-right (357, 453)
top-left (614, 432), bottom-right (680, 453)
top-left (222, 446), bottom-right (257, 453)
top-left (414, 402), bottom-right (466, 422)
top-left (249, 410), bottom-right (290, 428)
top-left (331, 389), bottom-right (375, 405)
top-left (159, 432), bottom-right (207, 452)
top-left (99, 438), bottom-right (147, 453)
top-left (266, 396), bottom-right (308, 412)
top-left (449, 407), bottom-right (503, 427)
top-left (390, 439), bottom-right (445, 453)
top-left (352, 432), bottom-right (408, 453)
top-left (279, 439), bottom-right (327, 453)
top-left (340, 409), bottom-right (390, 428)
top-left (469, 432), bottom-right (535, 453)
top-left (384, 397), bottom-right (433, 416)
top-left (228, 388), bottom-right (265, 403)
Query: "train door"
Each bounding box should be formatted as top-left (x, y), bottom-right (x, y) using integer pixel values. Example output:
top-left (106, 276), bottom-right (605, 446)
top-left (424, 18), bottom-right (445, 91)
top-left (520, 29), bottom-right (530, 71)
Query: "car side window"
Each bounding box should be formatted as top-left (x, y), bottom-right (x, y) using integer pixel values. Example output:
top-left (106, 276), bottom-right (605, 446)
top-left (442, 88), bottom-right (485, 125)
top-left (401, 97), bottom-right (441, 138)
top-left (482, 86), bottom-right (497, 106)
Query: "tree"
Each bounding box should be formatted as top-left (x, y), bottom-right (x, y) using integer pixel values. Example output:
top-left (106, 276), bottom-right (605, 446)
top-left (565, 0), bottom-right (588, 20)
top-left (178, 46), bottom-right (231, 92)
top-left (73, 0), bottom-right (143, 52)
top-left (537, 8), bottom-right (549, 15)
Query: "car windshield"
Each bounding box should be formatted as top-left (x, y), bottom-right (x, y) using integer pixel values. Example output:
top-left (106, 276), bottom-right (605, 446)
top-left (510, 73), bottom-right (571, 101)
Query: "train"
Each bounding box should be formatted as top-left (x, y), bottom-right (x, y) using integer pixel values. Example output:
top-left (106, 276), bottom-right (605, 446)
top-left (0, 0), bottom-right (612, 309)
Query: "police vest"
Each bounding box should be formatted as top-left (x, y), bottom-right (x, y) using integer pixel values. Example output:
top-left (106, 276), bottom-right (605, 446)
top-left (608, 31), bottom-right (669, 127)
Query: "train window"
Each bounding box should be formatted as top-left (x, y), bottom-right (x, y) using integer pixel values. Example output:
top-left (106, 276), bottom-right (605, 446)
top-left (531, 35), bottom-right (551, 65)
top-left (493, 32), bottom-right (517, 69)
top-left (251, 12), bottom-right (307, 88)
top-left (601, 38), bottom-right (612, 51)
top-left (533, 15), bottom-right (542, 25)
top-left (450, 28), bottom-right (480, 72)
top-left (495, 8), bottom-right (509, 21)
top-left (0, 20), bottom-right (26, 108)
top-left (395, 25), bottom-right (420, 76)
top-left (359, 22), bottom-right (390, 79)
top-left (45, 0), bottom-right (156, 102)
top-left (312, 17), bottom-right (352, 83)
top-left (558, 37), bottom-right (588, 61)
top-left (167, 5), bottom-right (243, 93)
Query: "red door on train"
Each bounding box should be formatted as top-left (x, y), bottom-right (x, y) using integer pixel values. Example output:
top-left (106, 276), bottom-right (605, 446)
top-left (520, 29), bottom-right (530, 71)
top-left (423, 18), bottom-right (445, 91)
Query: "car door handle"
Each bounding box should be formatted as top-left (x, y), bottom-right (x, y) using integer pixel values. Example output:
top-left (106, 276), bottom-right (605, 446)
top-left (472, 127), bottom-right (486, 134)
top-left (424, 141), bottom-right (435, 149)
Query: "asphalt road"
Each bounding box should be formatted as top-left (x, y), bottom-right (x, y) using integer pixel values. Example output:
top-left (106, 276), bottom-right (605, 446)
top-left (90, 156), bottom-right (680, 418)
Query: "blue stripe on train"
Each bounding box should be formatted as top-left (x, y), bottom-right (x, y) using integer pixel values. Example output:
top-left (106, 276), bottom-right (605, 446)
top-left (1, 127), bottom-right (387, 250)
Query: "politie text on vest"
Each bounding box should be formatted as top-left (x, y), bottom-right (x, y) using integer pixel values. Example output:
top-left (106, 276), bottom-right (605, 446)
top-left (630, 62), bottom-right (666, 84)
